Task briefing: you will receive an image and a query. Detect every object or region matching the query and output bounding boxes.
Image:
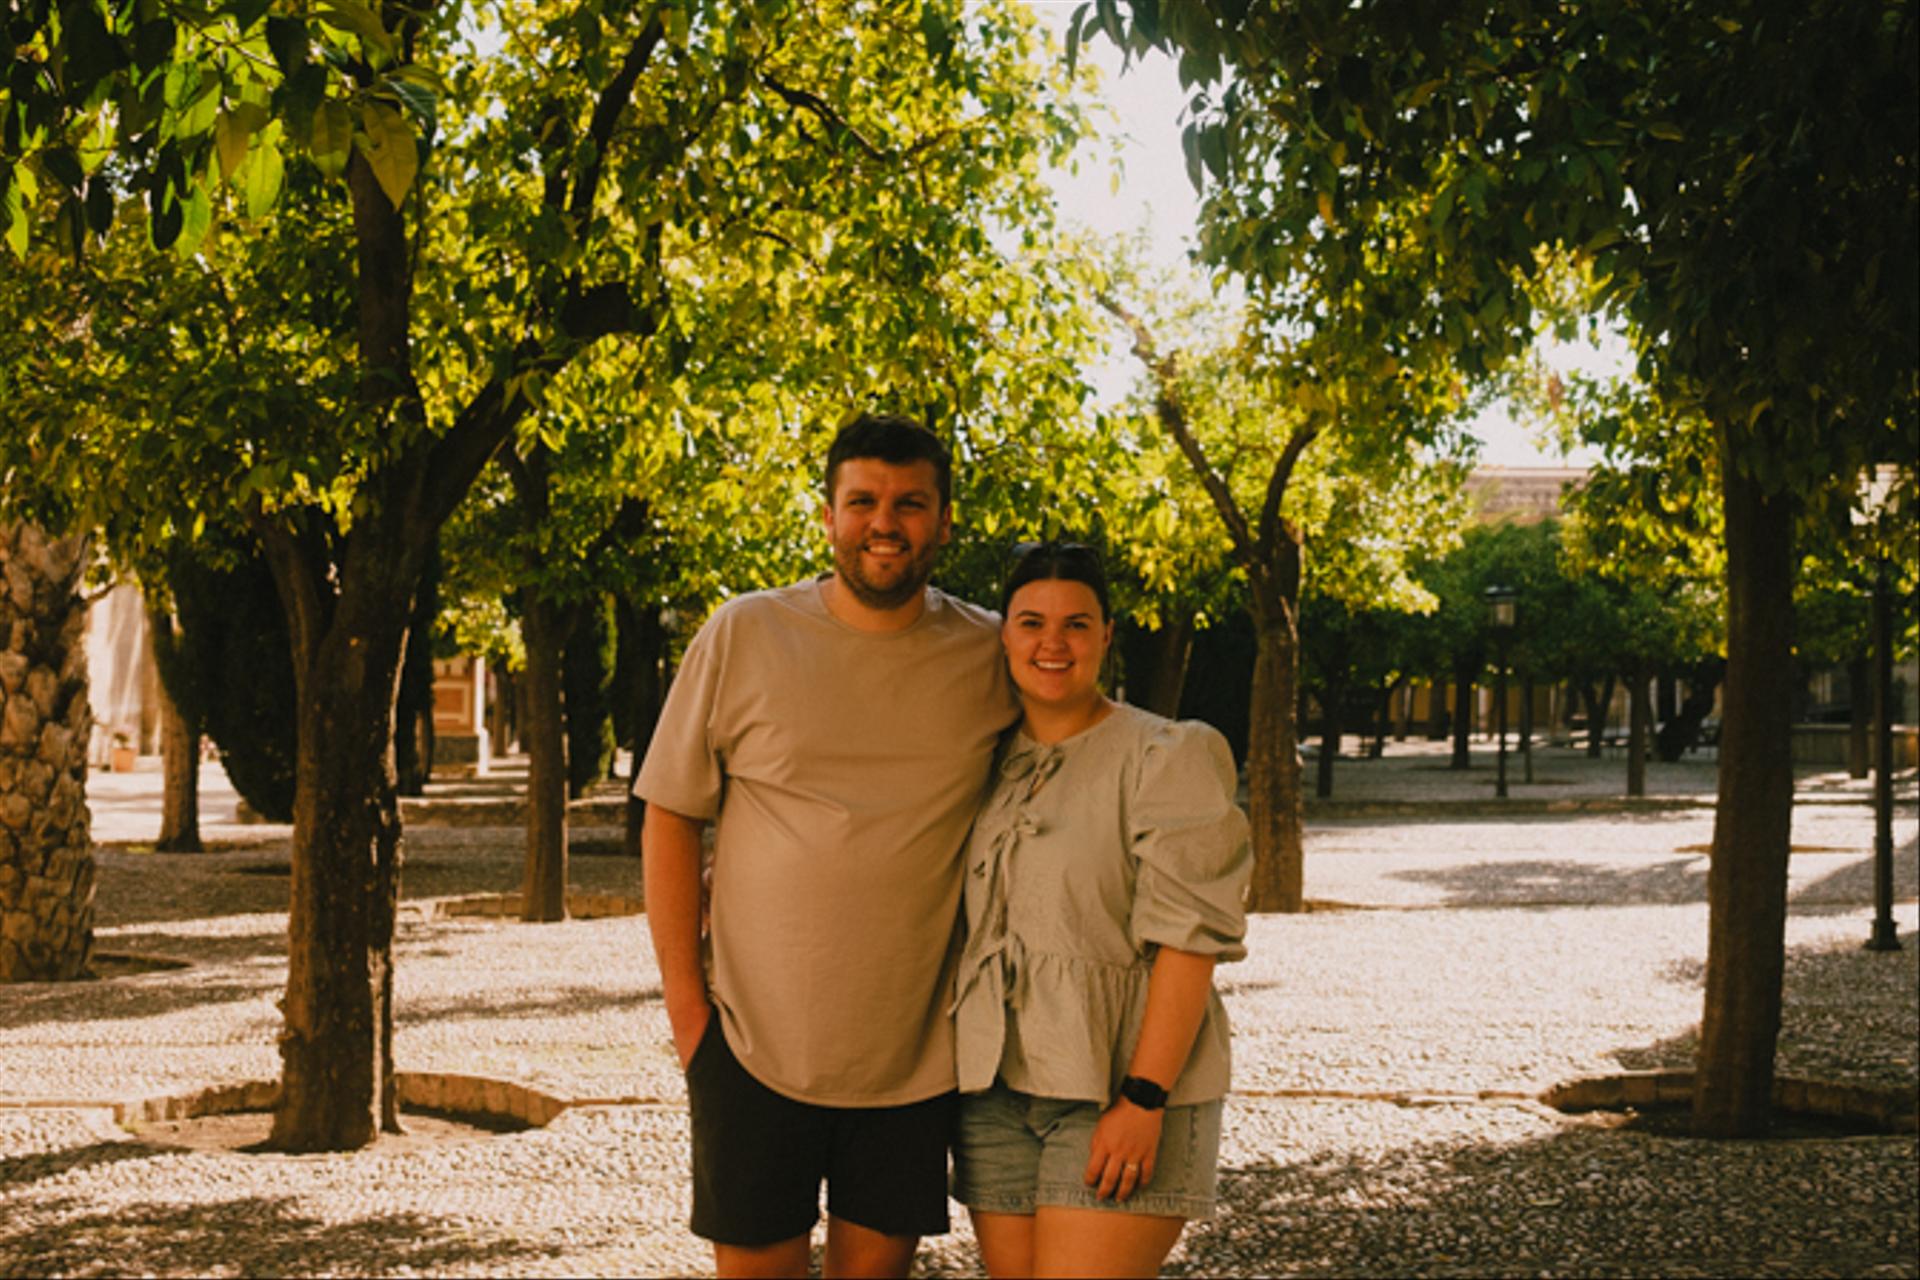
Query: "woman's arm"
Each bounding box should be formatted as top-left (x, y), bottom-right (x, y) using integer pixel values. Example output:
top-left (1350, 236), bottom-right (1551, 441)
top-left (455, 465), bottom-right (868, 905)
top-left (1084, 945), bottom-right (1216, 1201)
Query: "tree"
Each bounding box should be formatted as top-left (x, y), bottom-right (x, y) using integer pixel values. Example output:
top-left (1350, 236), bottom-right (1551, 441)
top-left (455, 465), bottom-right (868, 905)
top-left (1094, 0), bottom-right (1917, 1136)
top-left (4, 0), bottom-right (1100, 1150)
top-left (0, 523), bottom-right (92, 981)
top-left (1098, 282), bottom-right (1467, 911)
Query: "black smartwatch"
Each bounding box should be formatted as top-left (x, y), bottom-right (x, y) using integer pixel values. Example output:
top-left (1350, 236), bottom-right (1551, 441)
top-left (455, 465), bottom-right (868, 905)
top-left (1118, 1075), bottom-right (1169, 1111)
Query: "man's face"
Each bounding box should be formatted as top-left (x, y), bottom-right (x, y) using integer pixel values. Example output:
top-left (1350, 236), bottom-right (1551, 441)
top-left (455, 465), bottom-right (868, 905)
top-left (822, 457), bottom-right (951, 611)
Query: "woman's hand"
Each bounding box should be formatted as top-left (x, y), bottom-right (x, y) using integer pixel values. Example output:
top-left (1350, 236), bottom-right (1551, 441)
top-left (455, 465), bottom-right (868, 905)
top-left (1083, 1098), bottom-right (1164, 1201)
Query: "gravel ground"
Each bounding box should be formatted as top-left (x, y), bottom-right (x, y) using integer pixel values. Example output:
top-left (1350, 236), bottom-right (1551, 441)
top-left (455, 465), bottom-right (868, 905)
top-left (3, 756), bottom-right (1915, 1278)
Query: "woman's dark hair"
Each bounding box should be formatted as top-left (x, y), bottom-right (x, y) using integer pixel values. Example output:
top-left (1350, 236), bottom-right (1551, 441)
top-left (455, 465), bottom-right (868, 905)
top-left (1001, 540), bottom-right (1110, 619)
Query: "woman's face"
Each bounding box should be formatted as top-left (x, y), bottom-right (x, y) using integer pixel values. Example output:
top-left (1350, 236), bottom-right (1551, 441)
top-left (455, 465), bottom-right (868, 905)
top-left (1001, 578), bottom-right (1112, 710)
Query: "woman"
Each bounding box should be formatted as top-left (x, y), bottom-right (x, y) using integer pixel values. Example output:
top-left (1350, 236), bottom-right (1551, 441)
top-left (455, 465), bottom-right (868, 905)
top-left (952, 541), bottom-right (1251, 1279)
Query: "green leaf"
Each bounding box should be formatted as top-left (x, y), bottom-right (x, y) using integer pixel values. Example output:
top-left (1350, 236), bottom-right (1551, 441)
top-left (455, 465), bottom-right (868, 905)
top-left (356, 101), bottom-right (417, 207)
top-left (265, 17), bottom-right (309, 76)
top-left (3, 175), bottom-right (25, 259)
top-left (215, 109), bottom-right (256, 181)
top-left (310, 99), bottom-right (353, 179)
top-left (919, 8), bottom-right (953, 61)
top-left (177, 180), bottom-right (212, 255)
top-left (40, 145), bottom-right (83, 192)
top-left (316, 0), bottom-right (394, 57)
top-left (240, 135), bottom-right (284, 217)
top-left (1198, 124), bottom-right (1229, 181)
top-left (385, 75), bottom-right (437, 137)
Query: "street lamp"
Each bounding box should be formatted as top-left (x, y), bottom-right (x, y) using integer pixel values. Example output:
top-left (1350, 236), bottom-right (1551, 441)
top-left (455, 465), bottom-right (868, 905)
top-left (1859, 465), bottom-right (1902, 952)
top-left (1486, 586), bottom-right (1517, 800)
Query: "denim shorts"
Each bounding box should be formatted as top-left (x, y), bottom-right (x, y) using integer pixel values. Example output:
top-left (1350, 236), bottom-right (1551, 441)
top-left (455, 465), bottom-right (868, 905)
top-left (952, 1080), bottom-right (1222, 1218)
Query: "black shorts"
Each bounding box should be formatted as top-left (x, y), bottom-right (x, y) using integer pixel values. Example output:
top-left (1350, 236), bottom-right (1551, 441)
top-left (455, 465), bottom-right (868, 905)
top-left (685, 1016), bottom-right (956, 1247)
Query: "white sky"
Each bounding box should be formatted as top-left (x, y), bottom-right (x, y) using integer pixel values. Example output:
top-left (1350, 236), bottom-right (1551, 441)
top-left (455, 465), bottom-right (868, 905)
top-left (1023, 1), bottom-right (1606, 468)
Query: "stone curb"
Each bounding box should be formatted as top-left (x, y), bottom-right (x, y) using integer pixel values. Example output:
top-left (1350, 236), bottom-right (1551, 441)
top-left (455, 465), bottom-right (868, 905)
top-left (2, 1073), bottom-right (665, 1132)
top-left (403, 891), bottom-right (643, 922)
top-left (1305, 795), bottom-right (1917, 818)
top-left (398, 798), bottom-right (628, 828)
top-left (1541, 1070), bottom-right (1919, 1133)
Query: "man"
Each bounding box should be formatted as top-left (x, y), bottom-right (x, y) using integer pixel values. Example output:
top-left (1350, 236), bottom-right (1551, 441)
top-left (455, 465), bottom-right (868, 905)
top-left (637, 413), bottom-right (1016, 1279)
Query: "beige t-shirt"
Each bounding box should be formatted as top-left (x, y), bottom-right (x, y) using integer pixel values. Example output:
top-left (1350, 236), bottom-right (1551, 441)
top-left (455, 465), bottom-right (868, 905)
top-left (635, 578), bottom-right (1016, 1106)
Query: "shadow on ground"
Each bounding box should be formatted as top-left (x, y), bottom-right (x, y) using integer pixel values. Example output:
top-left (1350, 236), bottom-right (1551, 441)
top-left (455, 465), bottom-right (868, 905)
top-left (0, 961), bottom-right (279, 1033)
top-left (1384, 834), bottom-right (1917, 909)
top-left (1790, 835), bottom-right (1920, 910)
top-left (1620, 928), bottom-right (1920, 1084)
top-left (1160, 1115), bottom-right (1918, 1278)
top-left (0, 1192), bottom-right (536, 1277)
top-left (400, 983), bottom-right (662, 1023)
top-left (1389, 856), bottom-right (1710, 905)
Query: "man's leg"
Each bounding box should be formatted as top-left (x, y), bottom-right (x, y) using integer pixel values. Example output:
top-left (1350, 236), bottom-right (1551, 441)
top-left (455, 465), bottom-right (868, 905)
top-left (824, 1090), bottom-right (957, 1278)
top-left (715, 1235), bottom-right (813, 1280)
top-left (823, 1216), bottom-right (917, 1278)
top-left (687, 1021), bottom-right (827, 1269)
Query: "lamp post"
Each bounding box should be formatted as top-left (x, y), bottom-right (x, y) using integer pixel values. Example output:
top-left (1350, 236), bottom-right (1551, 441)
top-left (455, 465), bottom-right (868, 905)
top-left (1859, 466), bottom-right (1902, 952)
top-left (1486, 586), bottom-right (1517, 800)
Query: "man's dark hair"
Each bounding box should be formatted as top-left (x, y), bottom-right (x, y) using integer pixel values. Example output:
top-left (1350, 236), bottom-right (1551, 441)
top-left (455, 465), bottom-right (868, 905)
top-left (1001, 540), bottom-right (1110, 620)
top-left (825, 413), bottom-right (953, 507)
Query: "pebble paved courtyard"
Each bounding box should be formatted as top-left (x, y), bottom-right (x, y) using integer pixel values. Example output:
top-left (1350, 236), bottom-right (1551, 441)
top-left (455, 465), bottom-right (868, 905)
top-left (2, 746), bottom-right (1915, 1277)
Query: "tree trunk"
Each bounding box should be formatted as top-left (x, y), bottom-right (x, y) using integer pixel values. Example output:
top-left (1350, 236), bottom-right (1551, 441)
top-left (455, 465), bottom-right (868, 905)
top-left (1626, 664), bottom-right (1652, 797)
top-left (393, 548), bottom-right (439, 796)
top-left (1846, 656), bottom-right (1871, 779)
top-left (1520, 672), bottom-right (1535, 783)
top-left (1246, 584), bottom-right (1305, 913)
top-left (1449, 660), bottom-right (1476, 770)
top-left (1656, 658), bottom-right (1725, 761)
top-left (1396, 679), bottom-right (1415, 741)
top-left (1583, 676), bottom-right (1615, 758)
top-left (1426, 674), bottom-right (1450, 739)
top-left (1316, 683), bottom-right (1342, 798)
top-left (268, 149), bottom-right (420, 1152)
top-left (0, 524), bottom-right (94, 982)
top-left (521, 594), bottom-right (569, 923)
top-left (1136, 615), bottom-right (1194, 718)
top-left (616, 596), bottom-right (666, 862)
top-left (1693, 435), bottom-right (1797, 1138)
top-left (1371, 679), bottom-right (1396, 758)
top-left (155, 668), bottom-right (202, 853)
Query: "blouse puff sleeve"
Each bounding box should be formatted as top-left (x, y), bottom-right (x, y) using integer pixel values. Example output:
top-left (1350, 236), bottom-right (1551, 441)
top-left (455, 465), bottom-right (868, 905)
top-left (1126, 721), bottom-right (1253, 963)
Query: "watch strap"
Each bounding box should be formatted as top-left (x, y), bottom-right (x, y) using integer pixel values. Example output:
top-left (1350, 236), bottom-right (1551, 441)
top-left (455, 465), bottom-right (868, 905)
top-left (1119, 1075), bottom-right (1169, 1110)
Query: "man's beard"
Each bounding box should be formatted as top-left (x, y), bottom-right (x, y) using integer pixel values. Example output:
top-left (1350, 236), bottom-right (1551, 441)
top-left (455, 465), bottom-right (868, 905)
top-left (834, 537), bottom-right (940, 611)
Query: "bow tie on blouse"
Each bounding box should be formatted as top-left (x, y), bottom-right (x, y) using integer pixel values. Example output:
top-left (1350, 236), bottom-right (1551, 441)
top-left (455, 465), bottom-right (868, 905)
top-left (952, 742), bottom-right (1065, 1014)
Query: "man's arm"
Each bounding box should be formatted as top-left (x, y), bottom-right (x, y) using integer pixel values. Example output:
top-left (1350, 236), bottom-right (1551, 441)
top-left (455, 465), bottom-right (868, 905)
top-left (642, 803), bottom-right (712, 1068)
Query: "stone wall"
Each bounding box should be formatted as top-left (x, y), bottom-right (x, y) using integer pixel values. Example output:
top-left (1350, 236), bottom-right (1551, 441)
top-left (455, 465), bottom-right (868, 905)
top-left (0, 523), bottom-right (95, 981)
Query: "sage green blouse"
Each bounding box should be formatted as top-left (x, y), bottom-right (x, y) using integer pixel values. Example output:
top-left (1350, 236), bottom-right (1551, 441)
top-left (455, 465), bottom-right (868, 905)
top-left (953, 702), bottom-right (1252, 1107)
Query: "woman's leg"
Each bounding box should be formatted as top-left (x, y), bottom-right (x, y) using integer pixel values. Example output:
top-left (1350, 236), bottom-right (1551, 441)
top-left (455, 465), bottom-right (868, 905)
top-left (1030, 1206), bottom-right (1186, 1279)
top-left (968, 1210), bottom-right (1036, 1279)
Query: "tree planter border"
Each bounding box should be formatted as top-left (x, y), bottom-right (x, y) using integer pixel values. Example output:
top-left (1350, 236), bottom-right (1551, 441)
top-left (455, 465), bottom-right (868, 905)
top-left (1542, 1070), bottom-right (1917, 1135)
top-left (408, 891), bottom-right (643, 921)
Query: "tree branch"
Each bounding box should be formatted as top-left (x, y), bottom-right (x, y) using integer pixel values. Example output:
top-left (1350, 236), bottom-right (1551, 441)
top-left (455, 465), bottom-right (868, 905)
top-left (761, 73), bottom-right (889, 160)
top-left (1098, 292), bottom-right (1259, 566)
top-left (1255, 419), bottom-right (1320, 562)
top-left (566, 13), bottom-right (668, 228)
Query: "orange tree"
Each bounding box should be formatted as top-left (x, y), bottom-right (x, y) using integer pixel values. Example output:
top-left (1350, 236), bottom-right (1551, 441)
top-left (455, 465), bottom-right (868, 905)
top-left (1082, 0), bottom-right (1917, 1134)
top-left (4, 0), bottom-right (1097, 1151)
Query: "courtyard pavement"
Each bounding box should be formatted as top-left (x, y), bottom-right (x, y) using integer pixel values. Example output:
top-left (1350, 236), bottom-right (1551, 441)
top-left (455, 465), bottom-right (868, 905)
top-left (2, 745), bottom-right (1915, 1277)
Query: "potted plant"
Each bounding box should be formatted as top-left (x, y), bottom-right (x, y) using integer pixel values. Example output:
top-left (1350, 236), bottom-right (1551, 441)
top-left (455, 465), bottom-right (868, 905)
top-left (109, 732), bottom-right (136, 773)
